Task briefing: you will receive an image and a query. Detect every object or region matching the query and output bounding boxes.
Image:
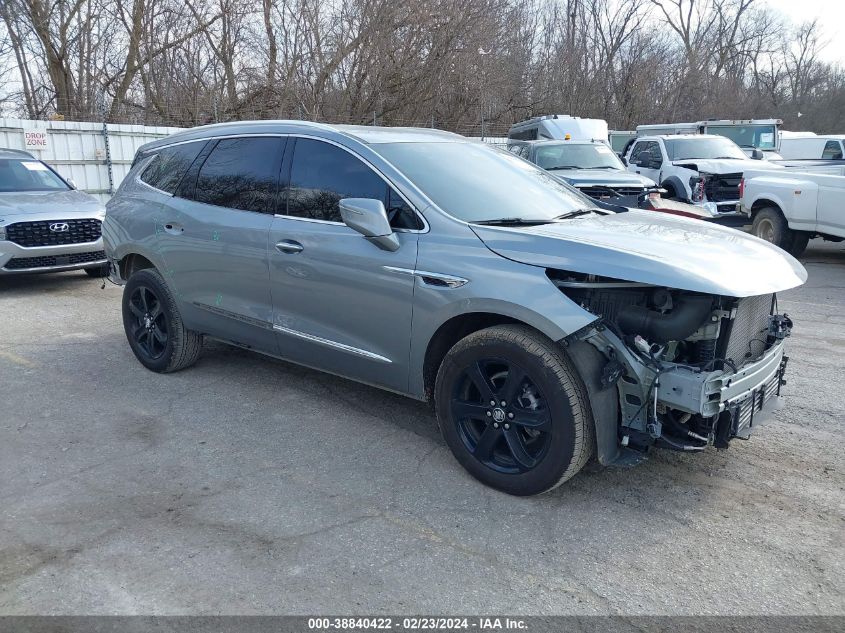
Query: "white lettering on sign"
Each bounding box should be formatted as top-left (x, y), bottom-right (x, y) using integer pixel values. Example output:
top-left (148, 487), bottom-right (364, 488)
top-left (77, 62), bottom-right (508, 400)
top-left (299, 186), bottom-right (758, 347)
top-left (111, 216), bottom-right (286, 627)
top-left (23, 129), bottom-right (49, 151)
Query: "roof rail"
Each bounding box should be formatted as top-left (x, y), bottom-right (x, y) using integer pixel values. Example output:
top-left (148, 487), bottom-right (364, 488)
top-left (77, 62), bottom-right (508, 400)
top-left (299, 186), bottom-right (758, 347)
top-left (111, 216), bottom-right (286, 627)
top-left (0, 147), bottom-right (35, 158)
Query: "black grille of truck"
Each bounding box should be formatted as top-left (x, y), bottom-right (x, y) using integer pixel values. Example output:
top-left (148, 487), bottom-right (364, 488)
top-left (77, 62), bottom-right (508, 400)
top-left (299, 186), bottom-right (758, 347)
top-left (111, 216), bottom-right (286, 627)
top-left (3, 250), bottom-right (105, 270)
top-left (719, 294), bottom-right (774, 367)
top-left (703, 173), bottom-right (742, 202)
top-left (578, 185), bottom-right (646, 198)
top-left (5, 219), bottom-right (102, 247)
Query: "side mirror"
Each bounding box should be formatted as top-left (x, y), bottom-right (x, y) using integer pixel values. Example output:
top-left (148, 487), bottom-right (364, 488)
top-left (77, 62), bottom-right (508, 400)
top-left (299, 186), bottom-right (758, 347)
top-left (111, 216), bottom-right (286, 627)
top-left (339, 198), bottom-right (400, 252)
top-left (751, 148), bottom-right (765, 160)
top-left (620, 155), bottom-right (629, 166)
top-left (66, 177), bottom-right (77, 189)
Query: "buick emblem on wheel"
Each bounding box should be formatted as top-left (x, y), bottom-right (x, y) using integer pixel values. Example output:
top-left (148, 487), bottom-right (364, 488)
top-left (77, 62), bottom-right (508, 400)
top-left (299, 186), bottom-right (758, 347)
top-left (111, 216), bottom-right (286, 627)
top-left (49, 222), bottom-right (70, 232)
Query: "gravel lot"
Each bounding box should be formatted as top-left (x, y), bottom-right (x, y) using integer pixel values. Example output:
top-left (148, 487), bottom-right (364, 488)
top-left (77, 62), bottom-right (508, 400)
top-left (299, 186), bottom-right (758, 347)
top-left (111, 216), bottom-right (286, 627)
top-left (1, 240), bottom-right (843, 616)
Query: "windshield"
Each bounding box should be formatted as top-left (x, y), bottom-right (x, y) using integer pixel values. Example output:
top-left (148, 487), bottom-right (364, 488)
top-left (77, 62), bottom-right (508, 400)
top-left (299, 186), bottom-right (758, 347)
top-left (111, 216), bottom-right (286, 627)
top-left (374, 142), bottom-right (596, 223)
top-left (706, 124), bottom-right (777, 150)
top-left (0, 159), bottom-right (69, 192)
top-left (534, 143), bottom-right (624, 171)
top-left (664, 137), bottom-right (747, 161)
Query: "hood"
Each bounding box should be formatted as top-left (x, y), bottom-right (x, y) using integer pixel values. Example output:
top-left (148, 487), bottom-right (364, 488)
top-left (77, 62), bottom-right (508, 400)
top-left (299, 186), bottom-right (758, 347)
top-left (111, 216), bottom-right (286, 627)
top-left (0, 189), bottom-right (104, 221)
top-left (672, 158), bottom-right (784, 173)
top-left (471, 210), bottom-right (806, 297)
top-left (550, 169), bottom-right (656, 187)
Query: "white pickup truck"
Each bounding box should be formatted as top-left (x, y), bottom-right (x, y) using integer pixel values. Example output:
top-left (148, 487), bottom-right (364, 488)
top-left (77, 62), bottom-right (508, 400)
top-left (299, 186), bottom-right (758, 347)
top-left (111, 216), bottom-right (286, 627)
top-left (741, 165), bottom-right (845, 256)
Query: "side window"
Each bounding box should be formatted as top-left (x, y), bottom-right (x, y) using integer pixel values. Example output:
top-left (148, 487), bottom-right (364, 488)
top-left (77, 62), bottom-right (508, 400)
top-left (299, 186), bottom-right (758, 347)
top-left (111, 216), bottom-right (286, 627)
top-left (387, 187), bottom-right (423, 230)
top-left (140, 141), bottom-right (205, 194)
top-left (629, 142), bottom-right (647, 163)
top-left (508, 128), bottom-right (537, 141)
top-left (647, 141), bottom-right (663, 166)
top-left (822, 140), bottom-right (843, 160)
top-left (287, 138), bottom-right (421, 229)
top-left (192, 137), bottom-right (284, 213)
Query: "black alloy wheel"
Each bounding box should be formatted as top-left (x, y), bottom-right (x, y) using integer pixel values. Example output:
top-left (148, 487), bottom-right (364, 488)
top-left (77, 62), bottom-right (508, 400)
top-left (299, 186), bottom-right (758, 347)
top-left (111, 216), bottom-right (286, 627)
top-left (127, 285), bottom-right (169, 360)
top-left (450, 359), bottom-right (551, 474)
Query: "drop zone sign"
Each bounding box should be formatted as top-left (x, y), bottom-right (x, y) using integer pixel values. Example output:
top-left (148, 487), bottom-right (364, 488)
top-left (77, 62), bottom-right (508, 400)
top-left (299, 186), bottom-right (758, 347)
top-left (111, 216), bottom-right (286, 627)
top-left (23, 129), bottom-right (49, 151)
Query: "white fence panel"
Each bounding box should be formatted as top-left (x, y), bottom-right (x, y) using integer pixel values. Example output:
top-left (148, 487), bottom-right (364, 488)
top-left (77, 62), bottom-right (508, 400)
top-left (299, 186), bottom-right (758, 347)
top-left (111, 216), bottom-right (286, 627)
top-left (0, 118), bottom-right (183, 202)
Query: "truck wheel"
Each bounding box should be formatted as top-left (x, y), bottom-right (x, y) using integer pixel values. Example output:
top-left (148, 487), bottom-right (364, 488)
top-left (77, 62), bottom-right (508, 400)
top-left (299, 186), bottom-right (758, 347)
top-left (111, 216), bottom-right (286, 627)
top-left (752, 207), bottom-right (798, 252)
top-left (661, 182), bottom-right (682, 201)
top-left (787, 233), bottom-right (810, 258)
top-left (122, 268), bottom-right (203, 373)
top-left (434, 325), bottom-right (594, 496)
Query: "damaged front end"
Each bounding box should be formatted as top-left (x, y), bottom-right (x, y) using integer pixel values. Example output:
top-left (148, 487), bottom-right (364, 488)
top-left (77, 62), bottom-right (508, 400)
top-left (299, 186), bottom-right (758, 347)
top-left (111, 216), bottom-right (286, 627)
top-left (550, 270), bottom-right (793, 464)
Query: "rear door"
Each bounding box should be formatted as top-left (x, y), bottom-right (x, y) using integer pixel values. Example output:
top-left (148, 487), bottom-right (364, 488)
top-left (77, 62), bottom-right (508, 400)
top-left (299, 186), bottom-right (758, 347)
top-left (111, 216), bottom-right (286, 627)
top-left (157, 136), bottom-right (285, 351)
top-left (268, 137), bottom-right (422, 392)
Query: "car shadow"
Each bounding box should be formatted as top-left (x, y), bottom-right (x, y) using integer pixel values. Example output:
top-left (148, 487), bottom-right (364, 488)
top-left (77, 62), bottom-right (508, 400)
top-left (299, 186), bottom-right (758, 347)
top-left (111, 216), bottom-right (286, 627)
top-left (0, 270), bottom-right (103, 294)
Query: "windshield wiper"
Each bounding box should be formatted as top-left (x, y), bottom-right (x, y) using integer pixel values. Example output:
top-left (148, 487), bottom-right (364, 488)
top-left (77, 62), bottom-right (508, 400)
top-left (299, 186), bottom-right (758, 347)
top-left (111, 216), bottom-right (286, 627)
top-left (554, 209), bottom-right (601, 220)
top-left (591, 165), bottom-right (621, 170)
top-left (473, 218), bottom-right (554, 226)
top-left (546, 165), bottom-right (580, 170)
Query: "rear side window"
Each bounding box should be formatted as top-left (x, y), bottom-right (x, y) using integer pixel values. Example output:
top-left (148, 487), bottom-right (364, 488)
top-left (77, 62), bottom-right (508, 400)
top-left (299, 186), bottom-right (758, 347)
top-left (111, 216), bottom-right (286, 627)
top-left (286, 138), bottom-right (421, 229)
top-left (822, 140), bottom-right (843, 160)
top-left (509, 128), bottom-right (538, 141)
top-left (193, 137), bottom-right (284, 213)
top-left (140, 141), bottom-right (205, 194)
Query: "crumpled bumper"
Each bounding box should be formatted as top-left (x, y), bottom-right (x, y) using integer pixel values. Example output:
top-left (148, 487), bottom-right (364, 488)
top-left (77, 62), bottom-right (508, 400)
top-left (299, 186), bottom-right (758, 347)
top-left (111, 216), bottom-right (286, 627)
top-left (656, 338), bottom-right (788, 433)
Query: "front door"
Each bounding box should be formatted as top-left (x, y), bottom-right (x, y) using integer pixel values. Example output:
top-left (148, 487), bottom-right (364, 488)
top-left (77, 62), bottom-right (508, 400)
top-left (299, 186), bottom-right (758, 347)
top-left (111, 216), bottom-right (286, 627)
top-left (629, 140), bottom-right (662, 185)
top-left (268, 137), bottom-right (423, 392)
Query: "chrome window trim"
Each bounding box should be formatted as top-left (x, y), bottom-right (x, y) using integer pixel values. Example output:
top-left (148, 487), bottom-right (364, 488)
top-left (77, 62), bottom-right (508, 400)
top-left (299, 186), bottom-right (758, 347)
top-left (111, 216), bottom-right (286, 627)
top-left (382, 266), bottom-right (469, 288)
top-left (272, 324), bottom-right (392, 363)
top-left (272, 134), bottom-right (429, 234)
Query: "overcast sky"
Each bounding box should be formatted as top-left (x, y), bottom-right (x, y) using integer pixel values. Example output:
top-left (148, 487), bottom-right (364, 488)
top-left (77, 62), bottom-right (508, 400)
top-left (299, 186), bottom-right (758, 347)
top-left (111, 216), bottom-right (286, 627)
top-left (762, 0), bottom-right (845, 65)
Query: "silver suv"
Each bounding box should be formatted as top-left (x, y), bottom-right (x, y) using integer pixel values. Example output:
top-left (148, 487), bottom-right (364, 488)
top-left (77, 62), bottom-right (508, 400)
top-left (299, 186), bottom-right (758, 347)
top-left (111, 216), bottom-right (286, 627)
top-left (0, 148), bottom-right (107, 276)
top-left (104, 121), bottom-right (806, 495)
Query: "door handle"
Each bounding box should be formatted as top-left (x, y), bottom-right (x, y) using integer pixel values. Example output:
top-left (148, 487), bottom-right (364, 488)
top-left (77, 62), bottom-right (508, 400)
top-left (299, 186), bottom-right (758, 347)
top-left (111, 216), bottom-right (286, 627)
top-left (275, 239), bottom-right (304, 254)
top-left (163, 222), bottom-right (184, 235)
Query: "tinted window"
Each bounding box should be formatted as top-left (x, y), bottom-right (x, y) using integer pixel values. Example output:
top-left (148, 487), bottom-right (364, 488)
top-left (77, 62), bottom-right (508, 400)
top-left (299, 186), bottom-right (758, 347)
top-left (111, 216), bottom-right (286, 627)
top-left (630, 141), bottom-right (662, 166)
top-left (0, 159), bottom-right (69, 192)
top-left (822, 140), bottom-right (843, 160)
top-left (140, 141), bottom-right (205, 194)
top-left (509, 128), bottom-right (537, 141)
top-left (287, 138), bottom-right (421, 229)
top-left (193, 137), bottom-right (283, 213)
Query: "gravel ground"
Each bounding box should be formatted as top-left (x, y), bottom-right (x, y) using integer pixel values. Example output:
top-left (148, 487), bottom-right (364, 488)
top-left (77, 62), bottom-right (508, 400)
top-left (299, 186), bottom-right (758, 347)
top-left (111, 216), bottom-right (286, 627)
top-left (0, 240), bottom-right (843, 615)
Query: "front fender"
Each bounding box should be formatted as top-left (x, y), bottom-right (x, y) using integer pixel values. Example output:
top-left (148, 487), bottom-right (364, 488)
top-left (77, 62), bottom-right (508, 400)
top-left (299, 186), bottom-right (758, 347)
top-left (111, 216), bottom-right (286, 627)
top-left (409, 222), bottom-right (598, 397)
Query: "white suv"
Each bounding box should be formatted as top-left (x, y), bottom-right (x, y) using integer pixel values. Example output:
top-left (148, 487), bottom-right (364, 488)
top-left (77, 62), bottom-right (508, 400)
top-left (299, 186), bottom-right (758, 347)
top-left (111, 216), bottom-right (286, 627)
top-left (624, 134), bottom-right (781, 224)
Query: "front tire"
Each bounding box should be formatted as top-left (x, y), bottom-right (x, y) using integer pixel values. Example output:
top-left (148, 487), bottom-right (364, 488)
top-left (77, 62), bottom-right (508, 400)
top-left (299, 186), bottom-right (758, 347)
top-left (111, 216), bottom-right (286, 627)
top-left (122, 268), bottom-right (203, 373)
top-left (434, 325), bottom-right (594, 496)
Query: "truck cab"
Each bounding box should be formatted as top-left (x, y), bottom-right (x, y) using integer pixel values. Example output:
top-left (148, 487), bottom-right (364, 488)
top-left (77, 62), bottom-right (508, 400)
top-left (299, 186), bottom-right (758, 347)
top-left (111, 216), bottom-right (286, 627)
top-left (625, 134), bottom-right (782, 224)
top-left (636, 119), bottom-right (783, 160)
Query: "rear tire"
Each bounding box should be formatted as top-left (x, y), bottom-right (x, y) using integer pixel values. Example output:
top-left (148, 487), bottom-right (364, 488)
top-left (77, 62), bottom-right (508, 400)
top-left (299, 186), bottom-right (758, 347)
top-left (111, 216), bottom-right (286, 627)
top-left (434, 325), bottom-right (594, 496)
top-left (122, 268), bottom-right (202, 373)
top-left (787, 232), bottom-right (810, 258)
top-left (752, 206), bottom-right (806, 255)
